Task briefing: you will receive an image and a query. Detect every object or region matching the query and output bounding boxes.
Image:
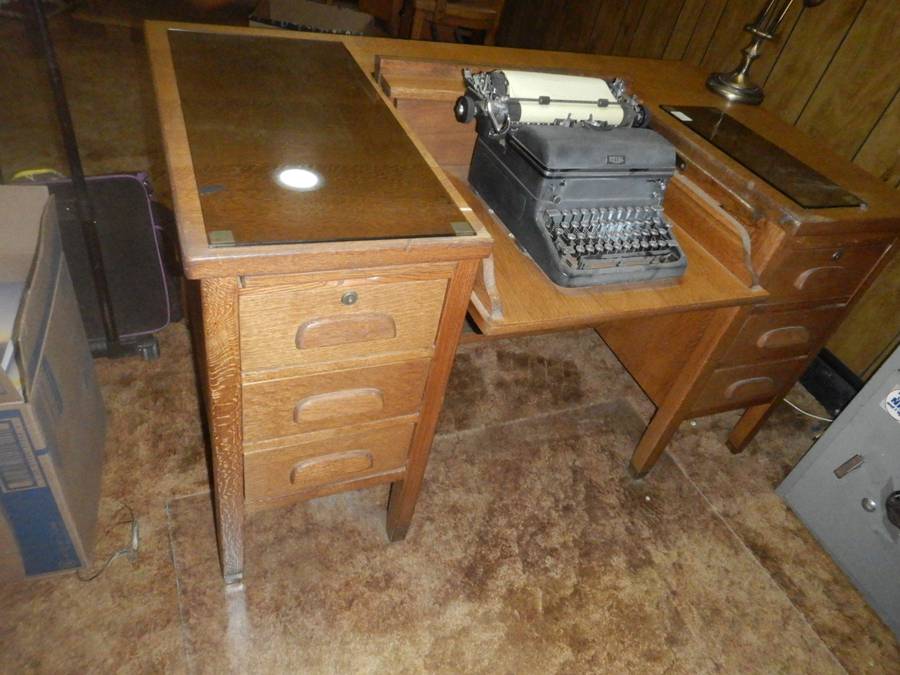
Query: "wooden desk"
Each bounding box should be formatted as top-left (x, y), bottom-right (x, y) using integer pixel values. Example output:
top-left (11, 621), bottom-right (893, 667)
top-left (372, 53), bottom-right (898, 475)
top-left (147, 24), bottom-right (492, 583)
top-left (147, 22), bottom-right (899, 582)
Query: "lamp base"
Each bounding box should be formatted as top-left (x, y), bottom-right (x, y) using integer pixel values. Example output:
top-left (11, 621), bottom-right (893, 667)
top-left (706, 71), bottom-right (764, 105)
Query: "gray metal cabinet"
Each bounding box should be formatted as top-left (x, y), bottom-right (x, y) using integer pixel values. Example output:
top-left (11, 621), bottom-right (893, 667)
top-left (778, 346), bottom-right (900, 638)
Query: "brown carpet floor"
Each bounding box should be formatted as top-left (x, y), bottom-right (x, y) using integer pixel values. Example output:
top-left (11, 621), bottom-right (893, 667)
top-left (1, 10), bottom-right (897, 675)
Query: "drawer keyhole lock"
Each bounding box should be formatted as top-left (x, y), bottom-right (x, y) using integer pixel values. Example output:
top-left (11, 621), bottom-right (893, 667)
top-left (831, 249), bottom-right (844, 261)
top-left (341, 291), bottom-right (359, 306)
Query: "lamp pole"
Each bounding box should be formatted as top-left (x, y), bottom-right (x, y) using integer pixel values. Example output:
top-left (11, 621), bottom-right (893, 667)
top-left (706, 0), bottom-right (827, 105)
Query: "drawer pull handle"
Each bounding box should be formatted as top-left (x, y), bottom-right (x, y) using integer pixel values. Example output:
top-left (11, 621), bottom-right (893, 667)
top-left (793, 266), bottom-right (846, 291)
top-left (293, 388), bottom-right (385, 423)
top-left (289, 450), bottom-right (374, 486)
top-left (724, 376), bottom-right (775, 400)
top-left (756, 326), bottom-right (810, 350)
top-left (295, 313), bottom-right (397, 350)
top-left (834, 454), bottom-right (864, 479)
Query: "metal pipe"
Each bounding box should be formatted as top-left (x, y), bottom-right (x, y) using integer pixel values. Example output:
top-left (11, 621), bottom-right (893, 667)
top-left (25, 0), bottom-right (121, 350)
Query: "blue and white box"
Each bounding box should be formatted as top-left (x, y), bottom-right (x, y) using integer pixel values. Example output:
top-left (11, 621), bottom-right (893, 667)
top-left (0, 185), bottom-right (106, 579)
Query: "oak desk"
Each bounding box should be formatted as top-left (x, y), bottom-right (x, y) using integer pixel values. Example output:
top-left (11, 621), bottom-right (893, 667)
top-left (147, 22), bottom-right (899, 583)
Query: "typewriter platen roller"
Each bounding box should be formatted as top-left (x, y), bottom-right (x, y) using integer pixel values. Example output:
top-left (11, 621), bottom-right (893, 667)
top-left (456, 69), bottom-right (687, 288)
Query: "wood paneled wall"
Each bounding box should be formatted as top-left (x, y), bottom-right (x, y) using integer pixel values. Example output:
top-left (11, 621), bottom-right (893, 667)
top-left (498, 0), bottom-right (899, 186)
top-left (497, 0), bottom-right (900, 377)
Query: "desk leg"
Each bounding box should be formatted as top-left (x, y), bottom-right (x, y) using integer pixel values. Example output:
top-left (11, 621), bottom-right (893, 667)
top-left (726, 401), bottom-right (780, 454)
top-left (200, 278), bottom-right (245, 584)
top-left (387, 260), bottom-right (478, 541)
top-left (629, 307), bottom-right (742, 477)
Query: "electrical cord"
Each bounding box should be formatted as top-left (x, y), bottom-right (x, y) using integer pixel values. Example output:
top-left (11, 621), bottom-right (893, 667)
top-left (76, 503), bottom-right (140, 582)
top-left (783, 398), bottom-right (833, 423)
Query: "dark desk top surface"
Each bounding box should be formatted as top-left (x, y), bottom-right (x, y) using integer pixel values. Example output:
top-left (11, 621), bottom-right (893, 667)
top-left (167, 30), bottom-right (465, 247)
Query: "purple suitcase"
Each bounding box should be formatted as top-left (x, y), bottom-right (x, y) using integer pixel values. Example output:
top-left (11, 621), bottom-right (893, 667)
top-left (39, 172), bottom-right (183, 359)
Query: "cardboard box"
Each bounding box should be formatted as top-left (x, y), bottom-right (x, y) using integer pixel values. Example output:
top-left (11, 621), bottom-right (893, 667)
top-left (250, 0), bottom-right (382, 36)
top-left (0, 185), bottom-right (106, 580)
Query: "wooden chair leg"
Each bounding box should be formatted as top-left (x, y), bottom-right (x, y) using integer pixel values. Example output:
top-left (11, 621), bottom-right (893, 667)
top-left (726, 401), bottom-right (780, 454)
top-left (484, 25), bottom-right (499, 45)
top-left (410, 9), bottom-right (427, 40)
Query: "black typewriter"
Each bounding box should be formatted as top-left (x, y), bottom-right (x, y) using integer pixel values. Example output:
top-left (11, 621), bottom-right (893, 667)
top-left (455, 69), bottom-right (687, 288)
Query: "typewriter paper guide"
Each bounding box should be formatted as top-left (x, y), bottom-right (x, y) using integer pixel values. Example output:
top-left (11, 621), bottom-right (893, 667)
top-left (167, 30), bottom-right (465, 247)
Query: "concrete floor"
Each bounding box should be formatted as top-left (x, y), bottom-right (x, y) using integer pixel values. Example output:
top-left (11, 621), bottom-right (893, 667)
top-left (0, 8), bottom-right (897, 674)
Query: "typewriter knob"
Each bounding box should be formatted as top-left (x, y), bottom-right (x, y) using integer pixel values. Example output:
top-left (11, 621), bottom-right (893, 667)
top-left (454, 95), bottom-right (476, 124)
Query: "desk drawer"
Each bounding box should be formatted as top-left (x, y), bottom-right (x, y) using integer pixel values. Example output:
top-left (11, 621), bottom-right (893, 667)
top-left (239, 276), bottom-right (447, 371)
top-left (244, 422), bottom-right (414, 500)
top-left (721, 304), bottom-right (843, 366)
top-left (691, 358), bottom-right (807, 417)
top-left (762, 243), bottom-right (886, 303)
top-left (243, 359), bottom-right (429, 442)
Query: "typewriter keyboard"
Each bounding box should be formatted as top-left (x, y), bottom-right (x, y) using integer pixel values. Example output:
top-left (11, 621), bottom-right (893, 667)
top-left (541, 206), bottom-right (683, 270)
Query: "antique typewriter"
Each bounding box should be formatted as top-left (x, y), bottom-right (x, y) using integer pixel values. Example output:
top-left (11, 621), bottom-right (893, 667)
top-left (455, 70), bottom-right (687, 287)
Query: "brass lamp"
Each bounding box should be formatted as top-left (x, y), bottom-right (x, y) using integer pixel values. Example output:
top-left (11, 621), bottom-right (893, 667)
top-left (707, 0), bottom-right (827, 105)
